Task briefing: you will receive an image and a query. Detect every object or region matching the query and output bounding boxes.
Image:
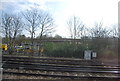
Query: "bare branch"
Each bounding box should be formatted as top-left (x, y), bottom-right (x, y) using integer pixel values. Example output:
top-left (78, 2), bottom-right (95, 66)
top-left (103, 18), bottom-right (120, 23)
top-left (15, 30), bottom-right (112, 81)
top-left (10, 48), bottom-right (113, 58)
top-left (67, 16), bottom-right (85, 39)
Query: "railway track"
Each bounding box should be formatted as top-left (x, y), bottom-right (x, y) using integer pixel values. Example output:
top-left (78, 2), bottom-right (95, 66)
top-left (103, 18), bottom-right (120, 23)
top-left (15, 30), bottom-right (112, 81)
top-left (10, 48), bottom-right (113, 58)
top-left (2, 55), bottom-right (120, 80)
top-left (3, 55), bottom-right (96, 63)
top-left (3, 71), bottom-right (119, 79)
top-left (2, 55), bottom-right (119, 66)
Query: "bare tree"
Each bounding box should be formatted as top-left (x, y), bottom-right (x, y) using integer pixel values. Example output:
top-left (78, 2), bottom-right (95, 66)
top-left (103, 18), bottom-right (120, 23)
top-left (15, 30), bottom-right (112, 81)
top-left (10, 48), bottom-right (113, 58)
top-left (89, 22), bottom-right (112, 53)
top-left (39, 11), bottom-right (54, 39)
top-left (22, 8), bottom-right (55, 56)
top-left (2, 13), bottom-right (24, 54)
top-left (37, 10), bottom-right (54, 56)
top-left (67, 16), bottom-right (84, 39)
top-left (90, 22), bottom-right (111, 38)
top-left (22, 8), bottom-right (54, 43)
top-left (22, 8), bottom-right (40, 44)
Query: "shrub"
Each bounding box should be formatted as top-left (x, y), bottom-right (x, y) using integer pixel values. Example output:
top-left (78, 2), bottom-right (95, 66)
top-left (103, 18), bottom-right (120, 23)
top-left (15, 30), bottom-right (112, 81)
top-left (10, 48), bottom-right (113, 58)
top-left (43, 42), bottom-right (86, 58)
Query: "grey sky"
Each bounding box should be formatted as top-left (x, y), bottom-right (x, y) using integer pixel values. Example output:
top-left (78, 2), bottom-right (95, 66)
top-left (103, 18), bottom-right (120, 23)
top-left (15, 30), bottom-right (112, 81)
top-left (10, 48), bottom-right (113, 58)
top-left (0, 0), bottom-right (119, 37)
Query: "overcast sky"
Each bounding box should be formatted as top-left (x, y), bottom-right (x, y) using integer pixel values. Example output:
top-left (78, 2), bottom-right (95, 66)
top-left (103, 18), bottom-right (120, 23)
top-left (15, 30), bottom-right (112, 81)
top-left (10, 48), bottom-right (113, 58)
top-left (1, 0), bottom-right (119, 37)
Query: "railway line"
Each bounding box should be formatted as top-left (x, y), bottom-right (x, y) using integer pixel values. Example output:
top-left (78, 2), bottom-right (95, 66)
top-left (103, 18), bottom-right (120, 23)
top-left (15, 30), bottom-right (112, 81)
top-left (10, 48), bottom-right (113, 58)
top-left (3, 71), bottom-right (119, 79)
top-left (2, 55), bottom-right (120, 80)
top-left (2, 55), bottom-right (119, 66)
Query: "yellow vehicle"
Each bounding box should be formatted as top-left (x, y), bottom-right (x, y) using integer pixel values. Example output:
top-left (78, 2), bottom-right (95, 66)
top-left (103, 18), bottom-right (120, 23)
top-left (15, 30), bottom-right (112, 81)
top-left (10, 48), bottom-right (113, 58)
top-left (0, 44), bottom-right (8, 51)
top-left (15, 46), bottom-right (24, 52)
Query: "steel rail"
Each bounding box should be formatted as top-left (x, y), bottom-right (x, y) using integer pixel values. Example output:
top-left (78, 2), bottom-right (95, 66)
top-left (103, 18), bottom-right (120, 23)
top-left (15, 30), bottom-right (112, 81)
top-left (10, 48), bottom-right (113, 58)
top-left (2, 55), bottom-right (99, 62)
top-left (2, 59), bottom-right (96, 66)
top-left (3, 62), bottom-right (120, 70)
top-left (3, 55), bottom-right (119, 67)
top-left (3, 71), bottom-right (120, 79)
top-left (3, 64), bottom-right (120, 74)
top-left (3, 59), bottom-right (120, 68)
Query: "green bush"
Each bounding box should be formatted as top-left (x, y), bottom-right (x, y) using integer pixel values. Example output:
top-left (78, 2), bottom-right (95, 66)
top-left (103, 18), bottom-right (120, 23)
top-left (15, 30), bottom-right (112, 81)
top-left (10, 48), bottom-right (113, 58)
top-left (43, 42), bottom-right (86, 58)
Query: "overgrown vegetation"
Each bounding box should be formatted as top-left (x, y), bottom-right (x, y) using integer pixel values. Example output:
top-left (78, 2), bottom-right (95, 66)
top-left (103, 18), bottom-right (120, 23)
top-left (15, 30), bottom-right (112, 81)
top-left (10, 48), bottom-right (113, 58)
top-left (44, 42), bottom-right (86, 58)
top-left (40, 37), bottom-right (118, 59)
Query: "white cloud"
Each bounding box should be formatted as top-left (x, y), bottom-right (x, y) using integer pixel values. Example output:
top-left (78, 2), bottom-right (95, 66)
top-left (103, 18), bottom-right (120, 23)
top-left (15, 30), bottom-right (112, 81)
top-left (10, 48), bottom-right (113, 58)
top-left (1, 0), bottom-right (119, 37)
top-left (1, 0), bottom-right (21, 2)
top-left (54, 0), bottom-right (119, 37)
top-left (60, 0), bottom-right (118, 26)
